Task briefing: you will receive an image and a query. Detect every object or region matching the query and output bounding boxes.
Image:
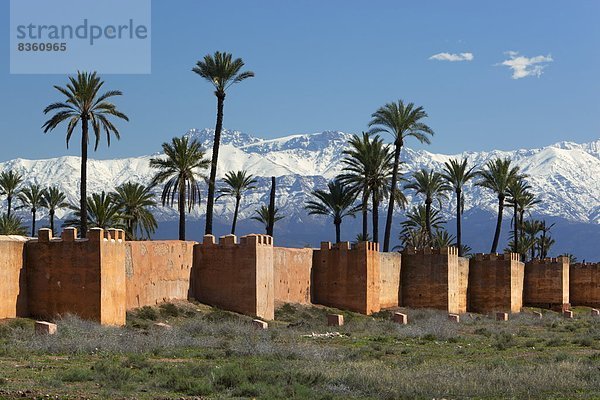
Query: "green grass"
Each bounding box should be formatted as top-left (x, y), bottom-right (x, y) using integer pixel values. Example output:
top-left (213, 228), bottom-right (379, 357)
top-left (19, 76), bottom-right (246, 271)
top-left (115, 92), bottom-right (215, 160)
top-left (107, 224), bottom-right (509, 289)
top-left (0, 302), bottom-right (598, 399)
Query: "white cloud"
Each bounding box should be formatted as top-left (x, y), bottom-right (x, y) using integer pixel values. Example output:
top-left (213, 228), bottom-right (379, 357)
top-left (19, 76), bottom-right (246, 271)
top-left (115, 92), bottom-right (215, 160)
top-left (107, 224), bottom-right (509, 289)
top-left (499, 51), bottom-right (553, 79)
top-left (429, 52), bottom-right (474, 62)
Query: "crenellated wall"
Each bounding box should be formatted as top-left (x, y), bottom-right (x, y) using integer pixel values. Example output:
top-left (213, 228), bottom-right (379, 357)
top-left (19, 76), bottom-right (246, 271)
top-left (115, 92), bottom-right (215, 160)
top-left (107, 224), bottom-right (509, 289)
top-left (0, 236), bottom-right (28, 319)
top-left (468, 253), bottom-right (524, 314)
top-left (25, 228), bottom-right (127, 325)
top-left (125, 241), bottom-right (196, 309)
top-left (313, 241), bottom-right (381, 315)
top-left (524, 257), bottom-right (569, 309)
top-left (273, 247), bottom-right (313, 305)
top-left (570, 262), bottom-right (600, 307)
top-left (192, 234), bottom-right (275, 320)
top-left (400, 247), bottom-right (465, 314)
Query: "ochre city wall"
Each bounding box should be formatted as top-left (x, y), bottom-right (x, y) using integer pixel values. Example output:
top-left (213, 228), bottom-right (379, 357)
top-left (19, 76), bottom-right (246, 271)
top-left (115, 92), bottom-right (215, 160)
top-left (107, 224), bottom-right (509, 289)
top-left (468, 253), bottom-right (524, 314)
top-left (273, 247), bottom-right (313, 305)
top-left (400, 247), bottom-right (465, 314)
top-left (570, 263), bottom-right (600, 307)
top-left (193, 234), bottom-right (275, 320)
top-left (313, 242), bottom-right (381, 315)
top-left (25, 228), bottom-right (126, 325)
top-left (457, 257), bottom-right (470, 313)
top-left (524, 257), bottom-right (569, 308)
top-left (125, 241), bottom-right (195, 309)
top-left (379, 252), bottom-right (401, 309)
top-left (0, 236), bottom-right (28, 319)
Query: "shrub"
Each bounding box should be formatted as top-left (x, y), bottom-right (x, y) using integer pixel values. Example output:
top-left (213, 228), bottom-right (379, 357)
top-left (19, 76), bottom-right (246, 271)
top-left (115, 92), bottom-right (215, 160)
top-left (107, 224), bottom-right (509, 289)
top-left (159, 303), bottom-right (180, 318)
top-left (136, 306), bottom-right (158, 321)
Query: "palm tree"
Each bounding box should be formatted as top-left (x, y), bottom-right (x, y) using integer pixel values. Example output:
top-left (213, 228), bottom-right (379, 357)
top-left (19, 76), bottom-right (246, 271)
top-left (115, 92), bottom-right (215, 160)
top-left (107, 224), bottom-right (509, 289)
top-left (506, 177), bottom-right (532, 254)
top-left (442, 158), bottom-right (477, 256)
top-left (538, 220), bottom-right (555, 259)
top-left (193, 51), bottom-right (255, 236)
top-left (305, 179), bottom-right (360, 243)
top-left (252, 205), bottom-right (284, 235)
top-left (42, 71), bottom-right (128, 238)
top-left (522, 219), bottom-right (542, 260)
top-left (218, 170), bottom-right (257, 235)
top-left (559, 253), bottom-right (577, 264)
top-left (339, 133), bottom-right (397, 243)
top-left (64, 191), bottom-right (124, 230)
top-left (18, 184), bottom-right (46, 237)
top-left (399, 205), bottom-right (446, 250)
top-left (405, 169), bottom-right (450, 244)
top-left (42, 186), bottom-right (69, 235)
top-left (431, 229), bottom-right (456, 249)
top-left (368, 100), bottom-right (434, 251)
top-left (0, 171), bottom-right (23, 218)
top-left (113, 182), bottom-right (157, 240)
top-left (0, 214), bottom-right (27, 236)
top-left (477, 158), bottom-right (521, 253)
top-left (149, 136), bottom-right (210, 241)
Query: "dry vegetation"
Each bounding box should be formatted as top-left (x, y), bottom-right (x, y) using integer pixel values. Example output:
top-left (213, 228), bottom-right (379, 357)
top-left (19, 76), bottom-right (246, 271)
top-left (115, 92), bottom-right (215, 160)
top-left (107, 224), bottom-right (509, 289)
top-left (0, 302), bottom-right (599, 399)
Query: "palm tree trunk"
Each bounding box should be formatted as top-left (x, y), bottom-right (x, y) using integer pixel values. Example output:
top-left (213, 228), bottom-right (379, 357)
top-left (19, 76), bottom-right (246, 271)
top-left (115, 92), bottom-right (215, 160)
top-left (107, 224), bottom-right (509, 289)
top-left (80, 118), bottom-right (89, 238)
top-left (178, 182), bottom-right (186, 241)
top-left (205, 93), bottom-right (225, 235)
top-left (513, 205), bottom-right (519, 254)
top-left (231, 196), bottom-right (240, 235)
top-left (361, 188), bottom-right (368, 240)
top-left (50, 210), bottom-right (55, 235)
top-left (456, 190), bottom-right (462, 256)
top-left (31, 208), bottom-right (36, 237)
top-left (7, 195), bottom-right (12, 219)
top-left (267, 177), bottom-right (276, 237)
top-left (490, 195), bottom-right (504, 253)
top-left (425, 199), bottom-right (432, 245)
top-left (335, 220), bottom-right (341, 243)
top-left (383, 142), bottom-right (402, 252)
top-left (372, 191), bottom-right (379, 244)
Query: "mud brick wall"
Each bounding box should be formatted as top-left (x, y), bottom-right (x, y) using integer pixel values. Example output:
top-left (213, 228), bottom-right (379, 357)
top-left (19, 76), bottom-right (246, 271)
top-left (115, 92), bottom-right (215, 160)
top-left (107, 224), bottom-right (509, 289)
top-left (312, 241), bottom-right (381, 315)
top-left (524, 257), bottom-right (569, 308)
top-left (273, 247), bottom-right (313, 305)
top-left (125, 241), bottom-right (195, 309)
top-left (468, 253), bottom-right (524, 314)
top-left (193, 234), bottom-right (274, 320)
top-left (25, 228), bottom-right (126, 325)
top-left (400, 247), bottom-right (465, 314)
top-left (0, 236), bottom-right (28, 319)
top-left (570, 263), bottom-right (600, 307)
top-left (457, 257), bottom-right (470, 313)
top-left (379, 252), bottom-right (401, 309)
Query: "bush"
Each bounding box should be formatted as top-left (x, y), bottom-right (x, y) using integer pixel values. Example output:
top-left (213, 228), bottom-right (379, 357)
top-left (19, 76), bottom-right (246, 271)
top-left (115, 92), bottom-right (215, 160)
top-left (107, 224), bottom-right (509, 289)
top-left (136, 306), bottom-right (158, 321)
top-left (59, 367), bottom-right (94, 382)
top-left (159, 303), bottom-right (180, 318)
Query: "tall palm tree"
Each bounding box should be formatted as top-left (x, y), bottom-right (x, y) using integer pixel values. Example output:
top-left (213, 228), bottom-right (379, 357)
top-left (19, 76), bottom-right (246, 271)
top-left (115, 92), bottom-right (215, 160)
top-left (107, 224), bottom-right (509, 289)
top-left (149, 136), bottom-right (210, 241)
top-left (405, 169), bottom-right (450, 244)
top-left (368, 100), bottom-right (434, 251)
top-left (339, 133), bottom-right (396, 243)
top-left (113, 182), bottom-right (157, 240)
top-left (477, 158), bottom-right (521, 253)
top-left (42, 71), bottom-right (128, 238)
top-left (218, 170), bottom-right (257, 235)
top-left (517, 191), bottom-right (540, 244)
top-left (538, 220), bottom-right (555, 259)
top-left (42, 186), bottom-right (69, 235)
top-left (252, 205), bottom-right (284, 235)
top-left (522, 219), bottom-right (542, 260)
top-left (193, 51), bottom-right (255, 236)
top-left (442, 158), bottom-right (477, 256)
top-left (305, 179), bottom-right (360, 243)
top-left (506, 177), bottom-right (533, 254)
top-left (64, 191), bottom-right (124, 230)
top-left (0, 171), bottom-right (23, 218)
top-left (18, 184), bottom-right (47, 237)
top-left (0, 214), bottom-right (27, 236)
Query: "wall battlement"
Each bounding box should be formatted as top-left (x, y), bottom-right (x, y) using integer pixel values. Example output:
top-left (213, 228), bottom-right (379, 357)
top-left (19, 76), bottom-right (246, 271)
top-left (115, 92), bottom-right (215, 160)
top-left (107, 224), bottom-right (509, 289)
top-left (402, 246), bottom-right (458, 256)
top-left (570, 262), bottom-right (600, 307)
top-left (473, 253), bottom-right (520, 262)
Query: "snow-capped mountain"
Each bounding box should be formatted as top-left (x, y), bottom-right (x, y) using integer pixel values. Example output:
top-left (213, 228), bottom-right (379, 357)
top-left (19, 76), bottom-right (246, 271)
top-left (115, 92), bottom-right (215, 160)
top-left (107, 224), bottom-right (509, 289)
top-left (1, 129), bottom-right (599, 258)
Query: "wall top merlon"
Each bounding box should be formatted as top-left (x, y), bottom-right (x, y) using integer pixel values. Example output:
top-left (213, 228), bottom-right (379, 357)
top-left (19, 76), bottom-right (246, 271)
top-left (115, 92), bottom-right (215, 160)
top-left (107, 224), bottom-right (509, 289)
top-left (35, 227), bottom-right (125, 244)
top-left (319, 241), bottom-right (380, 252)
top-left (473, 252), bottom-right (520, 262)
top-left (571, 262), bottom-right (600, 268)
top-left (402, 246), bottom-right (458, 256)
top-left (199, 233), bottom-right (273, 247)
top-left (527, 256), bottom-right (570, 265)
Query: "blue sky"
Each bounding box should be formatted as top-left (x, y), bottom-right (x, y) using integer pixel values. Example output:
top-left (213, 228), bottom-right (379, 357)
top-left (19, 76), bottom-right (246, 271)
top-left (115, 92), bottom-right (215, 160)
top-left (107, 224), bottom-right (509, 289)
top-left (1, 0), bottom-right (599, 161)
